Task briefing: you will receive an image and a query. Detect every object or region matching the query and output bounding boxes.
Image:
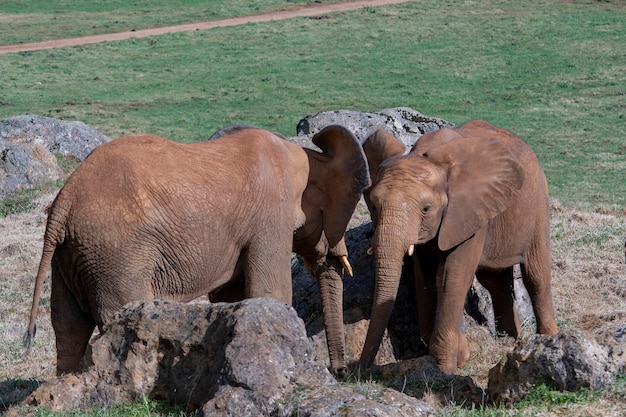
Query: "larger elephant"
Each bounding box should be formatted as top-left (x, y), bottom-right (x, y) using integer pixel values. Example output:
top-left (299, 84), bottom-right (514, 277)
top-left (359, 120), bottom-right (558, 374)
top-left (25, 125), bottom-right (370, 376)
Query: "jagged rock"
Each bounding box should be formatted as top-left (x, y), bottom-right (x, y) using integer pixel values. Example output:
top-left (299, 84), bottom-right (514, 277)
top-left (24, 297), bottom-right (437, 415)
top-left (0, 141), bottom-right (63, 196)
top-left (26, 298), bottom-right (335, 414)
top-left (292, 107), bottom-right (453, 148)
top-left (0, 115), bottom-right (110, 198)
top-left (375, 356), bottom-right (486, 408)
top-left (487, 327), bottom-right (626, 404)
top-left (278, 384), bottom-right (436, 417)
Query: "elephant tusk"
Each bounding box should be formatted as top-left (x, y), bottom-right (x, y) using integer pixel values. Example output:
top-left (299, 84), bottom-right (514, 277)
top-left (407, 245), bottom-right (415, 257)
top-left (340, 255), bottom-right (353, 277)
top-left (367, 247), bottom-right (374, 256)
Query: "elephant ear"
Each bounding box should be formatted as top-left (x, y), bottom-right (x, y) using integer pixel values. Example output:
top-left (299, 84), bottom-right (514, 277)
top-left (304, 125), bottom-right (371, 248)
top-left (424, 136), bottom-right (524, 251)
top-left (362, 128), bottom-right (407, 184)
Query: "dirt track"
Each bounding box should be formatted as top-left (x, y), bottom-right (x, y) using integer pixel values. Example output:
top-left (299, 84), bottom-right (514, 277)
top-left (0, 0), bottom-right (410, 55)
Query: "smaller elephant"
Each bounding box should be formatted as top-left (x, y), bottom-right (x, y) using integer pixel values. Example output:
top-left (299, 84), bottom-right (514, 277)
top-left (359, 120), bottom-right (559, 374)
top-left (24, 125), bottom-right (370, 376)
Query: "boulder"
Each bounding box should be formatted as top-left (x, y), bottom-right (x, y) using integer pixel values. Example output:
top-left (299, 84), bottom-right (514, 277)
top-left (24, 297), bottom-right (436, 415)
top-left (292, 107), bottom-right (453, 148)
top-left (0, 115), bottom-right (110, 198)
top-left (375, 356), bottom-right (486, 408)
top-left (487, 326), bottom-right (626, 404)
top-left (279, 384), bottom-right (436, 417)
top-left (26, 298), bottom-right (334, 413)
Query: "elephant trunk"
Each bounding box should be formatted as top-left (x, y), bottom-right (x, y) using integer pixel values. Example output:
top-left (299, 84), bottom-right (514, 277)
top-left (359, 213), bottom-right (413, 369)
top-left (315, 257), bottom-right (348, 378)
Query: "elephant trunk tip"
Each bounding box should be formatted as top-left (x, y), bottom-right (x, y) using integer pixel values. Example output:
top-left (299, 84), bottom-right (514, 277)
top-left (358, 344), bottom-right (378, 371)
top-left (334, 365), bottom-right (349, 379)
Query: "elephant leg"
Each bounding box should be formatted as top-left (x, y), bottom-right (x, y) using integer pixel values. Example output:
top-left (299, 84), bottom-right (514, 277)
top-left (51, 270), bottom-right (95, 375)
top-left (457, 332), bottom-right (470, 369)
top-left (313, 256), bottom-right (347, 378)
top-left (430, 230), bottom-right (486, 374)
top-left (411, 245), bottom-right (439, 348)
top-left (209, 259), bottom-right (246, 302)
top-left (521, 234), bottom-right (558, 335)
top-left (476, 266), bottom-right (519, 337)
top-left (244, 238), bottom-right (293, 305)
top-left (209, 277), bottom-right (245, 303)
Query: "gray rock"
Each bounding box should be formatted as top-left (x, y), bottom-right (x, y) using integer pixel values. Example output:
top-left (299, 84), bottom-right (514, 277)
top-left (0, 115), bottom-right (110, 160)
top-left (26, 298), bottom-right (334, 413)
top-left (293, 107), bottom-right (453, 149)
top-left (0, 115), bottom-right (110, 198)
top-left (375, 356), bottom-right (486, 408)
top-left (487, 327), bottom-right (626, 404)
top-left (24, 297), bottom-right (436, 415)
top-left (278, 385), bottom-right (436, 417)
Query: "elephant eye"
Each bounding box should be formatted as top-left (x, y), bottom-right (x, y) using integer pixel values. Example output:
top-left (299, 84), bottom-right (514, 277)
top-left (422, 204), bottom-right (432, 214)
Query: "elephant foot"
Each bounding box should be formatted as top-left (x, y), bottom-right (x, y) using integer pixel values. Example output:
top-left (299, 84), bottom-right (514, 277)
top-left (457, 333), bottom-right (470, 369)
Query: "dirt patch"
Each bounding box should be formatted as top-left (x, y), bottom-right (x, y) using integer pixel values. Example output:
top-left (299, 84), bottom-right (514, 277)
top-left (0, 0), bottom-right (411, 55)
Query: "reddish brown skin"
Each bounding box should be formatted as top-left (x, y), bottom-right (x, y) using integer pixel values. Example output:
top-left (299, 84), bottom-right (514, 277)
top-left (360, 120), bottom-right (558, 374)
top-left (26, 126), bottom-right (370, 377)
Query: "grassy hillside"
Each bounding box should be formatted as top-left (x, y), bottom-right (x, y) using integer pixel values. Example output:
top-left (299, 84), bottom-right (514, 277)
top-left (1, 0), bottom-right (623, 209)
top-left (0, 0), bottom-right (349, 45)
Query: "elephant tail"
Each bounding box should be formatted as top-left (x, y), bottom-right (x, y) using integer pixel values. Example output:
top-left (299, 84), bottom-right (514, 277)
top-left (22, 197), bottom-right (69, 356)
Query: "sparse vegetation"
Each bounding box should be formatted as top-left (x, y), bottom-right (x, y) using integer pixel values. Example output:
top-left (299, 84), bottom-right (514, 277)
top-left (0, 0), bottom-right (624, 415)
top-left (0, 182), bottom-right (59, 217)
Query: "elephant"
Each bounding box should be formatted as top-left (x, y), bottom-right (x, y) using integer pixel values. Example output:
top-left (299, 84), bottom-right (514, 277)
top-left (24, 124), bottom-right (370, 377)
top-left (358, 119), bottom-right (559, 374)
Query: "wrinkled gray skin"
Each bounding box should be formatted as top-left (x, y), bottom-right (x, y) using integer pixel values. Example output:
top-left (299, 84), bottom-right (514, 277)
top-left (360, 120), bottom-right (559, 374)
top-left (25, 125), bottom-right (370, 377)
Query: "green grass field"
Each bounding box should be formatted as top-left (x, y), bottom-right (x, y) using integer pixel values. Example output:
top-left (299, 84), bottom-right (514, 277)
top-left (1, 1), bottom-right (624, 210)
top-left (0, 0), bottom-right (350, 45)
top-left (2, 0), bottom-right (625, 211)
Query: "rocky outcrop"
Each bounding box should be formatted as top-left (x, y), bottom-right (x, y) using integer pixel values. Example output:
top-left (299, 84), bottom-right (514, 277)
top-left (281, 384), bottom-right (436, 417)
top-left (1, 108), bottom-right (444, 199)
top-left (24, 298), bottom-right (436, 416)
top-left (488, 326), bottom-right (626, 404)
top-left (292, 107), bottom-right (453, 148)
top-left (0, 115), bottom-right (110, 198)
top-left (27, 298), bottom-right (332, 413)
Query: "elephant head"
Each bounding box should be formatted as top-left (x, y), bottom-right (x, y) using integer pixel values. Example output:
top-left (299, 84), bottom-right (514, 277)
top-left (359, 126), bottom-right (524, 370)
top-left (293, 125), bottom-right (371, 378)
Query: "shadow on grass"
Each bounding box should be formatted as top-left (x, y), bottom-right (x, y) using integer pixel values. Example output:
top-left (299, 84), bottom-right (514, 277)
top-left (0, 378), bottom-right (42, 411)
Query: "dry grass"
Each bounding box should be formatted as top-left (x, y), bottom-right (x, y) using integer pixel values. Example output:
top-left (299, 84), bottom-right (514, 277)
top-left (0, 193), bottom-right (57, 383)
top-left (0, 193), bottom-right (625, 414)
